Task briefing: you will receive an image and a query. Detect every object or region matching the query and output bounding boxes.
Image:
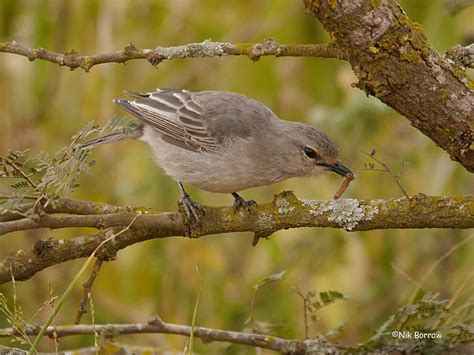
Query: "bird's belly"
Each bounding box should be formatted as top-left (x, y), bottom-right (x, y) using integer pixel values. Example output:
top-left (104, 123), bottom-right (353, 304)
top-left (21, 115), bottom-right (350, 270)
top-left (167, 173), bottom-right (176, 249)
top-left (145, 137), bottom-right (279, 193)
top-left (155, 152), bottom-right (270, 193)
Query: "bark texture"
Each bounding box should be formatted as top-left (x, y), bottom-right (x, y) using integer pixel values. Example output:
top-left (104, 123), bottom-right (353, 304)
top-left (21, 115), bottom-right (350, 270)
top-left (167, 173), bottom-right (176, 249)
top-left (1, 193), bottom-right (472, 284)
top-left (304, 0), bottom-right (474, 171)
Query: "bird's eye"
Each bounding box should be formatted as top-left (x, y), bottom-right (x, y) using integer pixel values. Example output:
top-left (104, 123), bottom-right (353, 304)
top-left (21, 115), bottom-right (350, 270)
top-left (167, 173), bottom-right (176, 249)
top-left (303, 147), bottom-right (319, 159)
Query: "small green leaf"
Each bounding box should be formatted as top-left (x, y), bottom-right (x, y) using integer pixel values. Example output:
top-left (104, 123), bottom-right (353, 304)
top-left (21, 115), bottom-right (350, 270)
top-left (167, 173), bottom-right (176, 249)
top-left (254, 270), bottom-right (286, 290)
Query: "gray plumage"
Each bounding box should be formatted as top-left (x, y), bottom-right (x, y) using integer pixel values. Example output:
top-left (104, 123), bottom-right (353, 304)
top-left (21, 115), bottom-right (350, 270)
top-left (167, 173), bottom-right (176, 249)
top-left (81, 88), bottom-right (351, 221)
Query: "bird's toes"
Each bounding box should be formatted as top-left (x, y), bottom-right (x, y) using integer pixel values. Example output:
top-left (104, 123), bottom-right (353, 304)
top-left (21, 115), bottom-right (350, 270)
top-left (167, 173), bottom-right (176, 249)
top-left (233, 197), bottom-right (257, 213)
top-left (178, 195), bottom-right (205, 228)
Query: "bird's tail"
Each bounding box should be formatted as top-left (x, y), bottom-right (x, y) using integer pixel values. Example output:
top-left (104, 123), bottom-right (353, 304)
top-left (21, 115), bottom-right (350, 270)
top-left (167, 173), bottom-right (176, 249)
top-left (79, 125), bottom-right (143, 149)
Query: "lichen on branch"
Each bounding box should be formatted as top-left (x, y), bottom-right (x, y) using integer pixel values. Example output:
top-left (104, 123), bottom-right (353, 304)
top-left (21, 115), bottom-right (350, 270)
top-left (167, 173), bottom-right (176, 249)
top-left (0, 193), bottom-right (473, 284)
top-left (303, 0), bottom-right (474, 172)
top-left (0, 39), bottom-right (343, 72)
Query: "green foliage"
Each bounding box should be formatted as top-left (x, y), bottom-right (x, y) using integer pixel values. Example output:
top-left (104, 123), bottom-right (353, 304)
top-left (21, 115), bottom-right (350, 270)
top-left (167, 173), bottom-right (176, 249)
top-left (38, 124), bottom-right (95, 199)
top-left (369, 293), bottom-right (447, 345)
top-left (354, 293), bottom-right (474, 353)
top-left (296, 288), bottom-right (346, 322)
top-left (0, 119), bottom-right (129, 218)
top-left (293, 287), bottom-right (347, 339)
top-left (0, 279), bottom-right (34, 350)
top-left (253, 270), bottom-right (286, 291)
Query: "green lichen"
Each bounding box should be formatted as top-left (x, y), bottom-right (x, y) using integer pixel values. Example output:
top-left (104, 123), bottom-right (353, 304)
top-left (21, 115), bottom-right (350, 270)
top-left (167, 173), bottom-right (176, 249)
top-left (303, 0), bottom-right (321, 12)
top-left (232, 43), bottom-right (256, 54)
top-left (328, 0), bottom-right (338, 11)
top-left (438, 90), bottom-right (450, 103)
top-left (468, 79), bottom-right (474, 91)
top-left (395, 16), bottom-right (430, 63)
top-left (399, 49), bottom-right (424, 65)
top-left (130, 206), bottom-right (158, 214)
top-left (452, 65), bottom-right (474, 91)
top-left (81, 58), bottom-right (95, 72)
top-left (371, 0), bottom-right (381, 8)
top-left (368, 46), bottom-right (379, 54)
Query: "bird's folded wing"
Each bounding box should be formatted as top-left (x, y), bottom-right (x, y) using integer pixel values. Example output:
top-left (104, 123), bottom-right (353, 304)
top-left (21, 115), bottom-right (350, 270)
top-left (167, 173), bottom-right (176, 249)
top-left (115, 89), bottom-right (220, 152)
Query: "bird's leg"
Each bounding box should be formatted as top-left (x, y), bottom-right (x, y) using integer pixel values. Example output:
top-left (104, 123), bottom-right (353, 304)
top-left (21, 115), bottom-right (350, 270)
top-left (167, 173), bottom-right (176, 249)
top-left (177, 182), bottom-right (205, 226)
top-left (231, 192), bottom-right (257, 213)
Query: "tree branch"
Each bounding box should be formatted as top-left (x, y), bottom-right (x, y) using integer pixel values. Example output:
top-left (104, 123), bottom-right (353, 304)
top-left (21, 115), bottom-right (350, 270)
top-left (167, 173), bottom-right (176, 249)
top-left (2, 13), bottom-right (471, 173)
top-left (0, 39), bottom-right (344, 72)
top-left (0, 316), bottom-right (341, 353)
top-left (0, 198), bottom-right (129, 223)
top-left (446, 43), bottom-right (474, 69)
top-left (303, 0), bottom-right (474, 172)
top-left (1, 192), bottom-right (473, 284)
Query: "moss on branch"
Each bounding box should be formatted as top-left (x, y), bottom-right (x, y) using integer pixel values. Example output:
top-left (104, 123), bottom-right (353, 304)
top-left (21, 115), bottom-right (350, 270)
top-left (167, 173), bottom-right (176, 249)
top-left (303, 0), bottom-right (474, 172)
top-left (0, 193), bottom-right (472, 284)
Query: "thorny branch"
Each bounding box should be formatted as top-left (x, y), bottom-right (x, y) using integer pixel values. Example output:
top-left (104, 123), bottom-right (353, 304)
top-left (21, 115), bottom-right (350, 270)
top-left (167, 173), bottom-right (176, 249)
top-left (0, 193), bottom-right (473, 284)
top-left (0, 39), bottom-right (344, 72)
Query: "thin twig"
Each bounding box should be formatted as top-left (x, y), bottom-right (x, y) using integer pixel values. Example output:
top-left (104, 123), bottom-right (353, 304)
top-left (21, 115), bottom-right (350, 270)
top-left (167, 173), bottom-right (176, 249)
top-left (0, 317), bottom-right (342, 353)
top-left (6, 161), bottom-right (38, 190)
top-left (74, 258), bottom-right (104, 325)
top-left (0, 39), bottom-right (344, 72)
top-left (445, 43), bottom-right (474, 68)
top-left (30, 213), bottom-right (141, 351)
top-left (188, 267), bottom-right (202, 355)
top-left (0, 212), bottom-right (151, 235)
top-left (0, 198), bottom-right (128, 223)
top-left (390, 263), bottom-right (422, 289)
top-left (361, 150), bottom-right (410, 198)
top-left (0, 195), bottom-right (37, 200)
top-left (293, 288), bottom-right (310, 339)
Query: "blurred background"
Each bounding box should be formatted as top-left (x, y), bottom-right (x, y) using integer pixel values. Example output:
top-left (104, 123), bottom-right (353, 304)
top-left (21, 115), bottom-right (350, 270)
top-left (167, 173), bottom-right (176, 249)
top-left (0, 0), bottom-right (473, 353)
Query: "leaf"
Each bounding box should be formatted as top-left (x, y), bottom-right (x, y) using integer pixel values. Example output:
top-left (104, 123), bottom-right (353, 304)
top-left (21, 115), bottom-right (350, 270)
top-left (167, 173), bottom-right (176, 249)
top-left (320, 290), bottom-right (345, 305)
top-left (306, 290), bottom-right (347, 314)
top-left (254, 271), bottom-right (286, 290)
top-left (326, 321), bottom-right (347, 338)
top-left (10, 181), bottom-right (29, 190)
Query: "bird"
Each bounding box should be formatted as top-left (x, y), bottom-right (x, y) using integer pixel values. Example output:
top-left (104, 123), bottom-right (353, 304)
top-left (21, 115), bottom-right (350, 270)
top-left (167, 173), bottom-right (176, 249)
top-left (80, 88), bottom-right (352, 224)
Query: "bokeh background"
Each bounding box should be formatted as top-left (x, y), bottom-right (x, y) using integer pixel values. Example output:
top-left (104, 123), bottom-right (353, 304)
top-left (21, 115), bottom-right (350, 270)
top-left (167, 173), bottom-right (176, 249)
top-left (0, 0), bottom-right (473, 353)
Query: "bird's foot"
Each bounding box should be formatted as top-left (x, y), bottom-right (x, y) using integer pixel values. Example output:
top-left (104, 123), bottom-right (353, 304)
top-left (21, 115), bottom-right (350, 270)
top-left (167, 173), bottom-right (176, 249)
top-left (178, 194), bottom-right (205, 227)
top-left (232, 192), bottom-right (257, 213)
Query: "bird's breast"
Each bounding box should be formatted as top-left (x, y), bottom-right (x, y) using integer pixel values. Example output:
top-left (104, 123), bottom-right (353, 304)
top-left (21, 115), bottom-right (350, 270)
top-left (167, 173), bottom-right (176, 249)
top-left (143, 130), bottom-right (284, 193)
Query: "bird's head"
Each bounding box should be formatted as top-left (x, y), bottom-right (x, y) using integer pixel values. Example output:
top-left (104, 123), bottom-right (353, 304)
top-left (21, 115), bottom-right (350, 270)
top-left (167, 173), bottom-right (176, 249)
top-left (282, 122), bottom-right (352, 178)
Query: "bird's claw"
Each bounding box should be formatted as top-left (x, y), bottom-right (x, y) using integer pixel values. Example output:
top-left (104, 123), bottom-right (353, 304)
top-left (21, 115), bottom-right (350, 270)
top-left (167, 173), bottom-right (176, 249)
top-left (178, 194), bottom-right (205, 227)
top-left (233, 195), bottom-right (257, 213)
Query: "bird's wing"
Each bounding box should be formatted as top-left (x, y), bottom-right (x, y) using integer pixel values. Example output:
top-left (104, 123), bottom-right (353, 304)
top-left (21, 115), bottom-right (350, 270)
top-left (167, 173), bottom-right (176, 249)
top-left (114, 89), bottom-right (220, 152)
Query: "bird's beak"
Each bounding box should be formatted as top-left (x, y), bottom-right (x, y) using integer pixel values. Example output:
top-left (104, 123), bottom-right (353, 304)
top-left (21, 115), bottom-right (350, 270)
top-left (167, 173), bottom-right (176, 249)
top-left (323, 162), bottom-right (353, 177)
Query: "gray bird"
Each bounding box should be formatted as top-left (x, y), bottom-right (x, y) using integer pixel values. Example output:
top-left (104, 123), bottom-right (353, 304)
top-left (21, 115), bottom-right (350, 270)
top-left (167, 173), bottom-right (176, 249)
top-left (81, 88), bottom-right (352, 223)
